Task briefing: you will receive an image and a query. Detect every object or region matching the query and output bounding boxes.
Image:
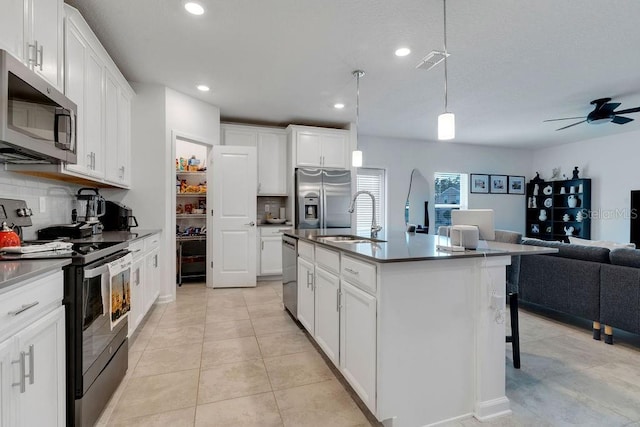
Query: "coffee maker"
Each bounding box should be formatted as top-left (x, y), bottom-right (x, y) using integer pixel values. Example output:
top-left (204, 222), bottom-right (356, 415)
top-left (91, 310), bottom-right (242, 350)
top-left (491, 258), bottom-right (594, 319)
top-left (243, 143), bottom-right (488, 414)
top-left (74, 188), bottom-right (106, 234)
top-left (102, 201), bottom-right (138, 232)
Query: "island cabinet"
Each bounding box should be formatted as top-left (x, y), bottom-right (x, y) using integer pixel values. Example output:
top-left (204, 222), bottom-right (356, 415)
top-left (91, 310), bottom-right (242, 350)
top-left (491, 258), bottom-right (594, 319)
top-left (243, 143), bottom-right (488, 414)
top-left (292, 234), bottom-right (515, 427)
top-left (313, 246), bottom-right (341, 365)
top-left (297, 255), bottom-right (315, 334)
top-left (0, 270), bottom-right (66, 427)
top-left (297, 242), bottom-right (378, 413)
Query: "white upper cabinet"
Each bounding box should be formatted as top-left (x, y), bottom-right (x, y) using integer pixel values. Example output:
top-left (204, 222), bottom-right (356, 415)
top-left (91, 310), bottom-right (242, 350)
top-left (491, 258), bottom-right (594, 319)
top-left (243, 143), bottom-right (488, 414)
top-left (30, 0), bottom-right (63, 90)
top-left (288, 125), bottom-right (350, 169)
top-left (104, 68), bottom-right (132, 185)
top-left (257, 131), bottom-right (287, 195)
top-left (62, 5), bottom-right (133, 187)
top-left (221, 124), bottom-right (287, 195)
top-left (0, 0), bottom-right (63, 91)
top-left (0, 0), bottom-right (27, 62)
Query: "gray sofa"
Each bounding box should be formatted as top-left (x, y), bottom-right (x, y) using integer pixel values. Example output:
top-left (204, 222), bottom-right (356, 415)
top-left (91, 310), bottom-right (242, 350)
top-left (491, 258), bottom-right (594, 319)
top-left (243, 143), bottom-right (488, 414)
top-left (519, 239), bottom-right (640, 343)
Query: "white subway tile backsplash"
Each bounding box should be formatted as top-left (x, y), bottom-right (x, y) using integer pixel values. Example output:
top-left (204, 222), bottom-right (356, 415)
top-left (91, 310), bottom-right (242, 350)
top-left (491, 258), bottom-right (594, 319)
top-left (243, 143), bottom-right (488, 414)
top-left (0, 171), bottom-right (80, 240)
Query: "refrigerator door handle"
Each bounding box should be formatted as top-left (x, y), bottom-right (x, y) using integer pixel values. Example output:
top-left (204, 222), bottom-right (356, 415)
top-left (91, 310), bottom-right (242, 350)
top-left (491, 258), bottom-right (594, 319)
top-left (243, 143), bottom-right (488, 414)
top-left (320, 184), bottom-right (325, 229)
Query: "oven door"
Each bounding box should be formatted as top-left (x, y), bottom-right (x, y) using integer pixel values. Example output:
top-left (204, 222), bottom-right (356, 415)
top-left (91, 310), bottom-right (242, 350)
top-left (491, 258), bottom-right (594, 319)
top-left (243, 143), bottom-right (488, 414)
top-left (80, 251), bottom-right (130, 395)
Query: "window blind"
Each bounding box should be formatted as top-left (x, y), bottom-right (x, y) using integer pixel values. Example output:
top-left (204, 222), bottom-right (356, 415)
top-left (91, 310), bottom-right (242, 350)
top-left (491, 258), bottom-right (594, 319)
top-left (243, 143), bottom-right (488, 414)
top-left (356, 168), bottom-right (385, 234)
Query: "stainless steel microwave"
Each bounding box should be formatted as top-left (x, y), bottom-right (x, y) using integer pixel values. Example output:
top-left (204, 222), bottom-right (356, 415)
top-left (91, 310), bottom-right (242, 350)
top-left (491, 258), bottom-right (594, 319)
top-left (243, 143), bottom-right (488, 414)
top-left (0, 49), bottom-right (77, 164)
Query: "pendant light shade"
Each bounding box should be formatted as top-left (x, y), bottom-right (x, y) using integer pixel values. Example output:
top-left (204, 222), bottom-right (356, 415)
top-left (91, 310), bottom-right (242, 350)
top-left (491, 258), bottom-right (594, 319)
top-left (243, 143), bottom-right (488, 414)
top-left (352, 70), bottom-right (365, 167)
top-left (437, 0), bottom-right (455, 141)
top-left (438, 112), bottom-right (455, 140)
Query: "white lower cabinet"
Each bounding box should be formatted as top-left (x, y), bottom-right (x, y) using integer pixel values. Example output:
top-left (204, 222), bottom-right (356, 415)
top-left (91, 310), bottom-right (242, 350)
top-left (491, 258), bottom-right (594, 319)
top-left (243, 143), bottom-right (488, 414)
top-left (128, 255), bottom-right (145, 337)
top-left (340, 280), bottom-right (377, 412)
top-left (303, 242), bottom-right (377, 414)
top-left (127, 232), bottom-right (161, 337)
top-left (144, 246), bottom-right (160, 315)
top-left (14, 306), bottom-right (66, 427)
top-left (313, 266), bottom-right (340, 365)
top-left (0, 270), bottom-right (66, 427)
top-left (297, 257), bottom-right (315, 334)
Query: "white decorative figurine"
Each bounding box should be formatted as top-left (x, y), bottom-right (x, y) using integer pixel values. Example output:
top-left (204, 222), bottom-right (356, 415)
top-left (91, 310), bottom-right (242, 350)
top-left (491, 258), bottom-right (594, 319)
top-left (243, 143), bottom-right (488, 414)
top-left (539, 209), bottom-right (547, 221)
top-left (533, 184), bottom-right (539, 196)
top-left (564, 226), bottom-right (575, 236)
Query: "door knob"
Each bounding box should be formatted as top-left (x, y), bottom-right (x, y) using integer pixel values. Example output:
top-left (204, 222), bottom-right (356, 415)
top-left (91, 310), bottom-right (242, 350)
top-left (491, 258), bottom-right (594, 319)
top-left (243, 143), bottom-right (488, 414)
top-left (245, 221), bottom-right (255, 227)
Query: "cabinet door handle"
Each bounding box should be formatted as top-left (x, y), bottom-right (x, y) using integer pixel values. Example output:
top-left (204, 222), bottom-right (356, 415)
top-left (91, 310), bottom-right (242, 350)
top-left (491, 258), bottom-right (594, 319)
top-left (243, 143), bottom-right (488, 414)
top-left (261, 241), bottom-right (264, 250)
top-left (257, 183), bottom-right (261, 193)
top-left (27, 42), bottom-right (37, 66)
top-left (12, 352), bottom-right (26, 393)
top-left (8, 301), bottom-right (39, 316)
top-left (37, 44), bottom-right (43, 70)
top-left (344, 267), bottom-right (359, 275)
top-left (154, 254), bottom-right (158, 267)
top-left (119, 166), bottom-right (125, 179)
top-left (336, 289), bottom-right (341, 312)
top-left (306, 270), bottom-right (313, 288)
top-left (87, 153), bottom-right (92, 169)
top-left (26, 345), bottom-right (34, 385)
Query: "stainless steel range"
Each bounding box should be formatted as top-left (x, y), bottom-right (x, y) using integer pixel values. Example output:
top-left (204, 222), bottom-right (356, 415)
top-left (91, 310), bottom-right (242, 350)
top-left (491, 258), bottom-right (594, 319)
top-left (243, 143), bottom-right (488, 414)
top-left (0, 198), bottom-right (130, 426)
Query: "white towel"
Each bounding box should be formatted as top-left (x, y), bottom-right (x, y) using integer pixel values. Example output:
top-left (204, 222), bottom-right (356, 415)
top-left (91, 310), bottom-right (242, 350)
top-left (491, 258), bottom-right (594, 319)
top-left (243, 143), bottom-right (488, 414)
top-left (107, 253), bottom-right (133, 330)
top-left (2, 241), bottom-right (74, 253)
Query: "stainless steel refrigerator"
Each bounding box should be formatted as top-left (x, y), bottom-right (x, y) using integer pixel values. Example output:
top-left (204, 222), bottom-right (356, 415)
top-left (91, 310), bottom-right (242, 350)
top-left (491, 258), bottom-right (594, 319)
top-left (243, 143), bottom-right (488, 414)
top-left (295, 168), bottom-right (351, 229)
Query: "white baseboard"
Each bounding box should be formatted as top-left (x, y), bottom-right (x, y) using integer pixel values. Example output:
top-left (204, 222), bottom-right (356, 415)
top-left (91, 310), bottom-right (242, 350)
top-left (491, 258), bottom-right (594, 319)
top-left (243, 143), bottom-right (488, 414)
top-left (474, 396), bottom-right (511, 421)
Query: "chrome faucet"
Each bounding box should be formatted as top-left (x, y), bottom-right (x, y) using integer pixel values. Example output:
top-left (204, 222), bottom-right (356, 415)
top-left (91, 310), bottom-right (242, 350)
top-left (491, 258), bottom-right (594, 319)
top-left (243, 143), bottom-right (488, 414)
top-left (348, 190), bottom-right (382, 238)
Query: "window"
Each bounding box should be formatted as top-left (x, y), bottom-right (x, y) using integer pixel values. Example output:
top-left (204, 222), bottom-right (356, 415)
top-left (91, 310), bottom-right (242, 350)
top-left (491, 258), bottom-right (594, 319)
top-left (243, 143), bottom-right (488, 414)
top-left (355, 168), bottom-right (386, 235)
top-left (434, 172), bottom-right (468, 230)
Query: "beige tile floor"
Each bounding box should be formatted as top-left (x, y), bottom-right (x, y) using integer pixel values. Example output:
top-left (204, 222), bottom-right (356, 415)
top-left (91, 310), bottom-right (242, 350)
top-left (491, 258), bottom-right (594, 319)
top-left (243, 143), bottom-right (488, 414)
top-left (96, 281), bottom-right (375, 427)
top-left (96, 282), bottom-right (640, 427)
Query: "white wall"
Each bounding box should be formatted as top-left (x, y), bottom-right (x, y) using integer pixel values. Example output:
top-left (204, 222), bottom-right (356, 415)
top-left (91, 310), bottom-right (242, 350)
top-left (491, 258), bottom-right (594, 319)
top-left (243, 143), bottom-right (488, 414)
top-left (360, 136), bottom-right (534, 234)
top-left (531, 128), bottom-right (640, 243)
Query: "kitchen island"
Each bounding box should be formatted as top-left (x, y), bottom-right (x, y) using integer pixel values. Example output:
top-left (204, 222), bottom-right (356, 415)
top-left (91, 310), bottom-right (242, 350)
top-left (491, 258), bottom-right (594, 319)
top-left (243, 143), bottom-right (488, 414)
top-left (284, 229), bottom-right (556, 427)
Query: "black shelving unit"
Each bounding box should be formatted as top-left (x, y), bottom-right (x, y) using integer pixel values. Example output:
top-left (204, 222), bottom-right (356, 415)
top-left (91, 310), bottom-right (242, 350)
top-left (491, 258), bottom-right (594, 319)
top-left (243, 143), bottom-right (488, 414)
top-left (525, 178), bottom-right (591, 242)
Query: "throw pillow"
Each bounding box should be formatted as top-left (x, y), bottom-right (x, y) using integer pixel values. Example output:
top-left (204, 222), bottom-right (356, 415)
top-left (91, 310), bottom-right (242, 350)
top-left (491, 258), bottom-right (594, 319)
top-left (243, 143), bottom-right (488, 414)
top-left (568, 236), bottom-right (636, 250)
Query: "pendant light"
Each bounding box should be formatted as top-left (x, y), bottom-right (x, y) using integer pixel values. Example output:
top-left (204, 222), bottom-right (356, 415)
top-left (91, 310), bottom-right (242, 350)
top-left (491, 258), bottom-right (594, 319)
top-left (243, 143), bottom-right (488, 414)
top-left (437, 0), bottom-right (455, 141)
top-left (352, 70), bottom-right (365, 167)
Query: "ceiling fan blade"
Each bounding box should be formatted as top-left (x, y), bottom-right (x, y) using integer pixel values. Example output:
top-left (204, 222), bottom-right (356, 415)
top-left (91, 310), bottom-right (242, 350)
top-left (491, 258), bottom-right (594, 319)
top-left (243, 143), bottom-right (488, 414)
top-left (543, 116), bottom-right (586, 122)
top-left (555, 120), bottom-right (587, 131)
top-left (591, 98), bottom-right (612, 111)
top-left (611, 116), bottom-right (634, 125)
top-left (612, 106), bottom-right (640, 115)
top-left (600, 102), bottom-right (621, 114)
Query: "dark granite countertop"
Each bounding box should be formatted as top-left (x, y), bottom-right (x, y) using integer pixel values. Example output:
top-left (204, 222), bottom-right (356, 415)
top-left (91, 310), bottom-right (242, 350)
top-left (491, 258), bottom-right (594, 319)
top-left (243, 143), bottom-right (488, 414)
top-left (285, 229), bottom-right (558, 263)
top-left (66, 229), bottom-right (162, 244)
top-left (0, 259), bottom-right (71, 292)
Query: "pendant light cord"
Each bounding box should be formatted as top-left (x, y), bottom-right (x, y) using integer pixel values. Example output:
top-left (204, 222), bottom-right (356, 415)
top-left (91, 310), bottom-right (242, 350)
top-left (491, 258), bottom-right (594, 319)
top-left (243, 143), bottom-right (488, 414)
top-left (443, 0), bottom-right (448, 113)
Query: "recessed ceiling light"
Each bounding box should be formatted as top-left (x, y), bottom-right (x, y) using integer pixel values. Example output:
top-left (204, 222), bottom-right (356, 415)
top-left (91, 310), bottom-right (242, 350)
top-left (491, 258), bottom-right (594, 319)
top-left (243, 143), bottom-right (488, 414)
top-left (395, 47), bottom-right (411, 57)
top-left (197, 85), bottom-right (210, 92)
top-left (184, 1), bottom-right (205, 15)
top-left (334, 103), bottom-right (345, 109)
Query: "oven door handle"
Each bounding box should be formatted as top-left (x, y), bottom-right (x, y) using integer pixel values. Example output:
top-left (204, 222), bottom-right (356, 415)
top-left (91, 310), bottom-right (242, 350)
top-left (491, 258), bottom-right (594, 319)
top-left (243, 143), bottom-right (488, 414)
top-left (83, 263), bottom-right (109, 279)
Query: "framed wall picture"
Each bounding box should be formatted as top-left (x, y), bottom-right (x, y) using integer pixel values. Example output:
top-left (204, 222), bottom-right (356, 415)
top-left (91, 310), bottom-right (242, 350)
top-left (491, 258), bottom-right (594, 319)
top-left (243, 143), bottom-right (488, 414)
top-left (470, 174), bottom-right (489, 194)
top-left (490, 175), bottom-right (508, 194)
top-left (508, 176), bottom-right (525, 195)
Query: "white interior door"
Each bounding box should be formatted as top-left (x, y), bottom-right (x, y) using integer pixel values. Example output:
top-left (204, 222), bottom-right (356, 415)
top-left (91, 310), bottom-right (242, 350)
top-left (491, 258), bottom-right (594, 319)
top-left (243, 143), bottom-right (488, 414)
top-left (212, 146), bottom-right (257, 287)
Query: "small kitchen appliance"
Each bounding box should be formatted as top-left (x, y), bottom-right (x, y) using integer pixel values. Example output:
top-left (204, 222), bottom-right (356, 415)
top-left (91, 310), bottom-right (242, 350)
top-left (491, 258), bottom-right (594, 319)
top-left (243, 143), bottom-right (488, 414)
top-left (103, 200), bottom-right (138, 231)
top-left (75, 188), bottom-right (106, 234)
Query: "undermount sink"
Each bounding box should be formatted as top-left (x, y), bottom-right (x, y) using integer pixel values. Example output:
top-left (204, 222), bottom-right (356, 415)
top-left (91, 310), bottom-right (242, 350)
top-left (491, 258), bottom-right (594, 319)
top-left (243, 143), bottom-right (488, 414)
top-left (316, 235), bottom-right (386, 244)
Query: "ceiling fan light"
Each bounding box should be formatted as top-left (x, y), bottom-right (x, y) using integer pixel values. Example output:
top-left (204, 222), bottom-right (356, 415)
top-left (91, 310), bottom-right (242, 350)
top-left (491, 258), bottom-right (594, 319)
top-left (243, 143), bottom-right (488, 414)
top-left (438, 112), bottom-right (455, 140)
top-left (352, 150), bottom-right (363, 167)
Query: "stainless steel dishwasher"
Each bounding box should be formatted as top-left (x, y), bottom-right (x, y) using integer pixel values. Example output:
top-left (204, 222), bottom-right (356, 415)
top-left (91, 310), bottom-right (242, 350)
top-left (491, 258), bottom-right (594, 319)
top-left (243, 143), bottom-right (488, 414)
top-left (282, 234), bottom-right (298, 318)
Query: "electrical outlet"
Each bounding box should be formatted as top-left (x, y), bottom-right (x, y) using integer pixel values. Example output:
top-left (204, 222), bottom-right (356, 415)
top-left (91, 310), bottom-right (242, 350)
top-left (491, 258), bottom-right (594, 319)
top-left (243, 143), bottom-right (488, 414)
top-left (264, 204), bottom-right (270, 212)
top-left (39, 196), bottom-right (46, 213)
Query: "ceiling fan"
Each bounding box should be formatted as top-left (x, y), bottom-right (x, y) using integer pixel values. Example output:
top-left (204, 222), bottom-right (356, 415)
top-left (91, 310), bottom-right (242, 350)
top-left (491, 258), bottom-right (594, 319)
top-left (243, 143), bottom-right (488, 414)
top-left (544, 97), bottom-right (640, 131)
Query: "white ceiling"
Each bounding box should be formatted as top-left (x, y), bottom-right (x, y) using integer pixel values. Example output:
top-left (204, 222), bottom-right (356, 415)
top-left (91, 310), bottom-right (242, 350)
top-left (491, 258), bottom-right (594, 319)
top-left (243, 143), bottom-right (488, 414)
top-left (65, 0), bottom-right (640, 148)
